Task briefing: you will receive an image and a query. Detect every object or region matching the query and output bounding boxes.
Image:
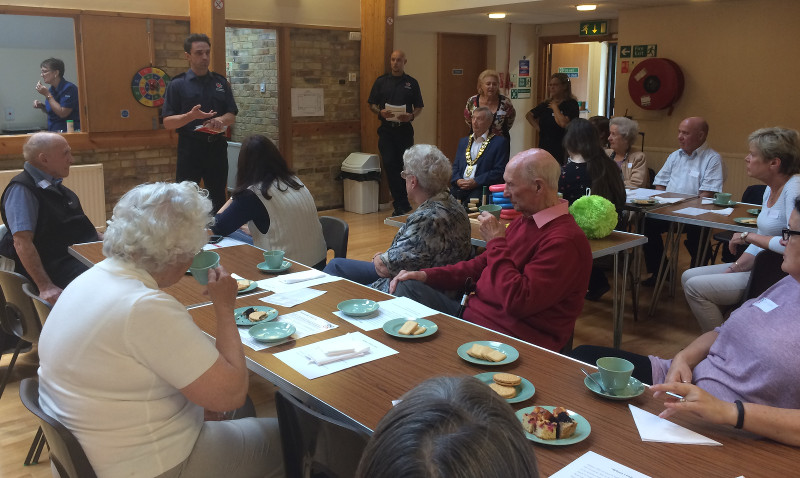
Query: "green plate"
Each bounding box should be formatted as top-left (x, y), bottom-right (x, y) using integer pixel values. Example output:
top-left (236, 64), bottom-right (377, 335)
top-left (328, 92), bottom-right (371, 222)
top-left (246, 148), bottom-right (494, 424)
top-left (382, 318), bottom-right (438, 339)
top-left (457, 341), bottom-right (519, 366)
top-left (248, 321), bottom-right (296, 343)
top-left (234, 305), bottom-right (279, 326)
top-left (237, 280), bottom-right (258, 295)
top-left (257, 260), bottom-right (292, 273)
top-left (733, 217), bottom-right (758, 226)
top-left (584, 372), bottom-right (645, 400)
top-left (747, 208), bottom-right (760, 216)
top-left (474, 372), bottom-right (535, 404)
top-left (337, 299), bottom-right (379, 317)
top-left (516, 406), bottom-right (591, 445)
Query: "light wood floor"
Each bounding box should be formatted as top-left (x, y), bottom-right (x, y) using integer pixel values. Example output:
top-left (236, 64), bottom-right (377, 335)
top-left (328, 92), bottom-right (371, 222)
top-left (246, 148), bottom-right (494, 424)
top-left (0, 207), bottom-right (702, 477)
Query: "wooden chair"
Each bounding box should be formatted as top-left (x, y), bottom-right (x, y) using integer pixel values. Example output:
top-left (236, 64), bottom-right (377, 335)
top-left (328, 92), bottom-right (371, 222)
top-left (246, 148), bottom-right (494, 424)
top-left (19, 378), bottom-right (97, 478)
top-left (275, 389), bottom-right (369, 478)
top-left (319, 216), bottom-right (349, 259)
top-left (0, 271), bottom-right (40, 400)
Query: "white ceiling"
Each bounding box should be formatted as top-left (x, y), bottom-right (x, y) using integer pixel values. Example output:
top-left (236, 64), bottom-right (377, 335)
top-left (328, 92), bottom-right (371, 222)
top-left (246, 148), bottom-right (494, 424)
top-left (398, 0), bottom-right (723, 24)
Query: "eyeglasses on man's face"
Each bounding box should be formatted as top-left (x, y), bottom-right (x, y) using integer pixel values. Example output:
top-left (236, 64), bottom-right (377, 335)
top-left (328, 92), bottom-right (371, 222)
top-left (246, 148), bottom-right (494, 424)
top-left (782, 228), bottom-right (800, 241)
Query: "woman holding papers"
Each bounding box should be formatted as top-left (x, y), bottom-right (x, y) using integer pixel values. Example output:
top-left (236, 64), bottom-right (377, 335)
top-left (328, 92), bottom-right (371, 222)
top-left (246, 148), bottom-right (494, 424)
top-left (212, 134), bottom-right (327, 268)
top-left (324, 144), bottom-right (471, 292)
top-left (37, 182), bottom-right (284, 477)
top-left (573, 198), bottom-right (800, 446)
top-left (681, 127), bottom-right (800, 331)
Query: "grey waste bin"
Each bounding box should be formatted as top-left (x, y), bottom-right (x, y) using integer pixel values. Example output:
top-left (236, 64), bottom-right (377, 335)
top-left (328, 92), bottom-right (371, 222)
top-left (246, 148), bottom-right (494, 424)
top-left (339, 153), bottom-right (381, 214)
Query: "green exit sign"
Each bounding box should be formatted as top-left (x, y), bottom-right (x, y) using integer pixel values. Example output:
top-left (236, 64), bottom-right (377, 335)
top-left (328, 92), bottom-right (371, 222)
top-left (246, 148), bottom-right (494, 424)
top-left (580, 21), bottom-right (608, 37)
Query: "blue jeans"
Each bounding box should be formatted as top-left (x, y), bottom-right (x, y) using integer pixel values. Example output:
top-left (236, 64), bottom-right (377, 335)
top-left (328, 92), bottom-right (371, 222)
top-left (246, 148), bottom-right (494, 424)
top-left (323, 258), bottom-right (380, 285)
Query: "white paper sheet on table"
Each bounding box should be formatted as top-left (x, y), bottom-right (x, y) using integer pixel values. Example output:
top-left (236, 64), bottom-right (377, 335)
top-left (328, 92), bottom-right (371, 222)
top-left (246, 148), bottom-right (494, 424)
top-left (260, 288), bottom-right (326, 307)
top-left (629, 405), bottom-right (721, 445)
top-left (202, 237), bottom-right (245, 249)
top-left (673, 206), bottom-right (733, 217)
top-left (240, 310), bottom-right (338, 351)
top-left (278, 269), bottom-right (326, 284)
top-left (274, 332), bottom-right (398, 379)
top-left (652, 196), bottom-right (686, 204)
top-left (256, 273), bottom-right (341, 293)
top-left (551, 451), bottom-right (651, 478)
top-left (626, 188), bottom-right (664, 199)
top-left (334, 296), bottom-right (440, 331)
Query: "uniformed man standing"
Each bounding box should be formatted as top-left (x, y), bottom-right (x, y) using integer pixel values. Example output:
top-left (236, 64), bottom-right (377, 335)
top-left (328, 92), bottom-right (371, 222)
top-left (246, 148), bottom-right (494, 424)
top-left (367, 50), bottom-right (424, 216)
top-left (163, 33), bottom-right (238, 213)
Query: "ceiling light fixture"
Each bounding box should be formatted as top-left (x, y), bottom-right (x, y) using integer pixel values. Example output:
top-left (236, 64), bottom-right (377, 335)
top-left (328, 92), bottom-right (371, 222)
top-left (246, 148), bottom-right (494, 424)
top-left (576, 4), bottom-right (597, 11)
top-left (488, 13), bottom-right (507, 19)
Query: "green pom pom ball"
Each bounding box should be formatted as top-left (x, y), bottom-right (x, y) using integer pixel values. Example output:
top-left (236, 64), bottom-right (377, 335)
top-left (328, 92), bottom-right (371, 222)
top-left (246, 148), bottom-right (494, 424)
top-left (569, 195), bottom-right (618, 239)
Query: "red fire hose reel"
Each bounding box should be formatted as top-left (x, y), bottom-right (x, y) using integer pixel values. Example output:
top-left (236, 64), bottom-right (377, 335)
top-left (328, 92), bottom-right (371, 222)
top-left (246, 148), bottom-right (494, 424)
top-left (628, 58), bottom-right (684, 114)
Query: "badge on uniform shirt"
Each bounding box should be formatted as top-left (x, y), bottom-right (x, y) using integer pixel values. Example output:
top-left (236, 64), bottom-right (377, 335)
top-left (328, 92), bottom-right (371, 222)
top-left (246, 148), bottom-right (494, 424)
top-left (753, 297), bottom-right (778, 313)
top-left (216, 82), bottom-right (225, 92)
top-left (404, 82), bottom-right (411, 89)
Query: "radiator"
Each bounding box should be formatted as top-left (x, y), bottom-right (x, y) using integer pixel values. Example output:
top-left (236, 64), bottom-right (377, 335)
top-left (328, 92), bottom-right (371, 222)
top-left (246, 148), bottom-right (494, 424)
top-left (0, 163), bottom-right (106, 228)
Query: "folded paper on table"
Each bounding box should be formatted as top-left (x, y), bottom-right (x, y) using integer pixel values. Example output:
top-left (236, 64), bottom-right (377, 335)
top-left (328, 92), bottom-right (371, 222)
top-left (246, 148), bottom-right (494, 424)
top-left (308, 346), bottom-right (371, 365)
top-left (203, 237), bottom-right (245, 249)
top-left (257, 273), bottom-right (340, 294)
top-left (551, 451), bottom-right (650, 478)
top-left (279, 270), bottom-right (327, 284)
top-left (274, 332), bottom-right (398, 379)
top-left (673, 206), bottom-right (733, 217)
top-left (652, 196), bottom-right (686, 204)
top-left (626, 188), bottom-right (664, 199)
top-left (261, 288), bottom-right (325, 307)
top-left (629, 405), bottom-right (721, 446)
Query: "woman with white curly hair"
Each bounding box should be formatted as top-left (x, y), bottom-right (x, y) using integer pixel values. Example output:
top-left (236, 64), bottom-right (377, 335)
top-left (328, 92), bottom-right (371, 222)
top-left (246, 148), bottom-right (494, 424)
top-left (38, 182), bottom-right (283, 478)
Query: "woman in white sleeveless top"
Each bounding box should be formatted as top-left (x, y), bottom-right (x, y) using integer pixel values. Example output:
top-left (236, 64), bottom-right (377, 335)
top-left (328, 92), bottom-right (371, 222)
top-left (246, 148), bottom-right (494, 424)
top-left (212, 135), bottom-right (327, 268)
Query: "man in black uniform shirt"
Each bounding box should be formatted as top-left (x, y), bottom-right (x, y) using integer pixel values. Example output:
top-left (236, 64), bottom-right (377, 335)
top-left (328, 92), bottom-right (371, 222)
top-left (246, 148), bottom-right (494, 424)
top-left (163, 33), bottom-right (238, 213)
top-left (368, 50), bottom-right (424, 216)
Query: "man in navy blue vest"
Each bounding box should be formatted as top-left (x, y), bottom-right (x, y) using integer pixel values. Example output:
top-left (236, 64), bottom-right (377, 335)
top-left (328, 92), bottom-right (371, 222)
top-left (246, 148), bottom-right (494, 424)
top-left (0, 132), bottom-right (99, 305)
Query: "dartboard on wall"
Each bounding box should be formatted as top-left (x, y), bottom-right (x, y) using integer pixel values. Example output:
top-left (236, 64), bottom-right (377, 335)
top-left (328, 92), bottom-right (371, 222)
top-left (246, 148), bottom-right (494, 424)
top-left (131, 67), bottom-right (170, 107)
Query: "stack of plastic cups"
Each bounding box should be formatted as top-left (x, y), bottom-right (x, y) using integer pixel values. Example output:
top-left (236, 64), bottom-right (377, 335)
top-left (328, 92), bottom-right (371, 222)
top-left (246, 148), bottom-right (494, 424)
top-left (488, 184), bottom-right (522, 220)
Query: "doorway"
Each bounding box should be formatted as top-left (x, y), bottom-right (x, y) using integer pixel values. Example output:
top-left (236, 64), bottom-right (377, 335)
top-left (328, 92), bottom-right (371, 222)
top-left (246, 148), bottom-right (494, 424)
top-left (436, 33), bottom-right (487, 161)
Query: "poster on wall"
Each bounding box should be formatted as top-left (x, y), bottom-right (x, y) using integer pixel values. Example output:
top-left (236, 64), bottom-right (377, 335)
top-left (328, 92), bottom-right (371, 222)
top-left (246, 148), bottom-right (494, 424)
top-left (291, 88), bottom-right (324, 117)
top-left (519, 58), bottom-right (530, 77)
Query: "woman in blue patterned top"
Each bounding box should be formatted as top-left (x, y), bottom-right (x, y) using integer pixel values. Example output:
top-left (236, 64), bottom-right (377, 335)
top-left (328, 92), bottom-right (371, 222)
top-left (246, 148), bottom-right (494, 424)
top-left (325, 145), bottom-right (472, 293)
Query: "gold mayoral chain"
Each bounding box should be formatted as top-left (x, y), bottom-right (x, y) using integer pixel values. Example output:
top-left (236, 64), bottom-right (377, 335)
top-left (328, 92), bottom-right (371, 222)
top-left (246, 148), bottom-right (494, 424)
top-left (464, 133), bottom-right (495, 177)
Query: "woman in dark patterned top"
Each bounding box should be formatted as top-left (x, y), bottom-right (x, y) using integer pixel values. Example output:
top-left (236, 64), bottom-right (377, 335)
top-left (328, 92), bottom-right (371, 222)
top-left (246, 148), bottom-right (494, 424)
top-left (324, 145), bottom-right (472, 293)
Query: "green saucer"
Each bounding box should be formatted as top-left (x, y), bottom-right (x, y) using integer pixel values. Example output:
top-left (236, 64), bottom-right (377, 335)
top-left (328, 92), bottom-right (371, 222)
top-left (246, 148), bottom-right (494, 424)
top-left (584, 372), bottom-right (645, 400)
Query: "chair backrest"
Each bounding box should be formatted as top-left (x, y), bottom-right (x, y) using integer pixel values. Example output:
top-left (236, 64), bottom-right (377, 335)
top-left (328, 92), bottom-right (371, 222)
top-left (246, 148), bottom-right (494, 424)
top-left (741, 184), bottom-right (767, 204)
top-left (0, 270), bottom-right (41, 343)
top-left (22, 282), bottom-right (52, 324)
top-left (743, 249), bottom-right (788, 302)
top-left (19, 378), bottom-right (97, 478)
top-left (319, 216), bottom-right (349, 259)
top-left (274, 389), bottom-right (369, 478)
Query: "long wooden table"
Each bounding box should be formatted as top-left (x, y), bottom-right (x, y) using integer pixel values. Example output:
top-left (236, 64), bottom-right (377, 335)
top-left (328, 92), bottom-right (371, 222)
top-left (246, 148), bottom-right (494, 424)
top-left (68, 242), bottom-right (797, 476)
top-left (384, 215), bottom-right (647, 348)
top-left (645, 198), bottom-right (760, 315)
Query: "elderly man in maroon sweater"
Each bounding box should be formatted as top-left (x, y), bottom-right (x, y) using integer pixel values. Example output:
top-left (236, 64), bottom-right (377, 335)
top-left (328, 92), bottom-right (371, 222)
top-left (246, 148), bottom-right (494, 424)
top-left (389, 148), bottom-right (592, 351)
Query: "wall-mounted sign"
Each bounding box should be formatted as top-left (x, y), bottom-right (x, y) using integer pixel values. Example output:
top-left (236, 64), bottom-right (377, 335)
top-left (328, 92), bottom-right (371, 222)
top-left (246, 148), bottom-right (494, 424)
top-left (633, 44), bottom-right (657, 58)
top-left (620, 45), bottom-right (632, 58)
top-left (510, 89), bottom-right (530, 99)
top-left (452, 69), bottom-right (463, 76)
top-left (517, 77), bottom-right (531, 88)
top-left (120, 110), bottom-right (130, 118)
top-left (519, 58), bottom-right (530, 77)
top-left (580, 21), bottom-right (608, 37)
top-left (558, 67), bottom-right (579, 78)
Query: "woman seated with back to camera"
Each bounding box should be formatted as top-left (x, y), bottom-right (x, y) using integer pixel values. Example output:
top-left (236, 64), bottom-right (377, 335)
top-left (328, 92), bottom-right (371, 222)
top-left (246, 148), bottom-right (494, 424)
top-left (558, 118), bottom-right (626, 301)
top-left (38, 182), bottom-right (284, 477)
top-left (356, 376), bottom-right (539, 478)
top-left (607, 116), bottom-right (648, 188)
top-left (324, 145), bottom-right (471, 293)
top-left (682, 127), bottom-right (800, 332)
top-left (571, 198), bottom-right (800, 446)
top-left (211, 134), bottom-right (327, 269)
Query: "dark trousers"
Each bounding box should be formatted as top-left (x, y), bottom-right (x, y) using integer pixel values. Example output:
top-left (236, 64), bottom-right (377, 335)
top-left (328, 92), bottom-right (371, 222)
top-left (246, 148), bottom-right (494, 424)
top-left (377, 124), bottom-right (413, 211)
top-left (569, 345), bottom-right (654, 384)
top-left (450, 186), bottom-right (482, 207)
top-left (643, 218), bottom-right (704, 274)
top-left (177, 135), bottom-right (229, 213)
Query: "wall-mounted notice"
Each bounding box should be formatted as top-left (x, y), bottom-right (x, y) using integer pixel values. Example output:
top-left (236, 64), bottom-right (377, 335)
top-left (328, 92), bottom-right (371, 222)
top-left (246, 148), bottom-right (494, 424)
top-left (291, 88), bottom-right (324, 117)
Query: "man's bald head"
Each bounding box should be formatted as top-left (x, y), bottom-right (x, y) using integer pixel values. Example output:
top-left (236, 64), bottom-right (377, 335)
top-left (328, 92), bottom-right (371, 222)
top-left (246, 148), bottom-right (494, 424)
top-left (23, 132), bottom-right (62, 163)
top-left (678, 116), bottom-right (709, 154)
top-left (390, 50), bottom-right (408, 75)
top-left (503, 149), bottom-right (561, 216)
top-left (22, 132), bottom-right (73, 179)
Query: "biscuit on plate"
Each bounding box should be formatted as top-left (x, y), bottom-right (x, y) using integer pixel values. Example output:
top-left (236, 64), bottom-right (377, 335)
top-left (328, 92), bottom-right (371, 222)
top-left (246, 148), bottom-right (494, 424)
top-left (493, 373), bottom-right (521, 387)
top-left (412, 326), bottom-right (427, 335)
top-left (248, 310), bottom-right (268, 322)
top-left (237, 279), bottom-right (252, 291)
top-left (489, 382), bottom-right (517, 399)
top-left (398, 320), bottom-right (419, 335)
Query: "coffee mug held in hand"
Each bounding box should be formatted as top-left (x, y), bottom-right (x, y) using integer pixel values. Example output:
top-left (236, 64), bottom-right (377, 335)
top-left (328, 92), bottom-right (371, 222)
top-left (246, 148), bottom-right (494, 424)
top-left (189, 250), bottom-right (220, 285)
top-left (596, 357), bottom-right (634, 393)
top-left (263, 250), bottom-right (285, 269)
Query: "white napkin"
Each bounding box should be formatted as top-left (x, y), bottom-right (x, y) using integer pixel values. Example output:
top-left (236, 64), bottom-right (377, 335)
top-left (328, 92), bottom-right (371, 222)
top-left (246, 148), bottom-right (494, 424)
top-left (629, 405), bottom-right (721, 445)
top-left (278, 270), bottom-right (327, 284)
top-left (652, 196), bottom-right (685, 204)
top-left (707, 207), bottom-right (734, 216)
top-left (307, 340), bottom-right (371, 365)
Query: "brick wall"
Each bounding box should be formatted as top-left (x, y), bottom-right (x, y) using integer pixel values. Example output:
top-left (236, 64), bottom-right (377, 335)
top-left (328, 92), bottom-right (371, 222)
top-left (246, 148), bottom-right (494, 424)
top-left (225, 28), bottom-right (280, 144)
top-left (290, 28), bottom-right (361, 210)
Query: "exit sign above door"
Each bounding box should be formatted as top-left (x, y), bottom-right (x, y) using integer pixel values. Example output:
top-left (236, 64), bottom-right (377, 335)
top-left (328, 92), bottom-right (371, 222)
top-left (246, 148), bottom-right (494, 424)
top-left (579, 21), bottom-right (608, 37)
